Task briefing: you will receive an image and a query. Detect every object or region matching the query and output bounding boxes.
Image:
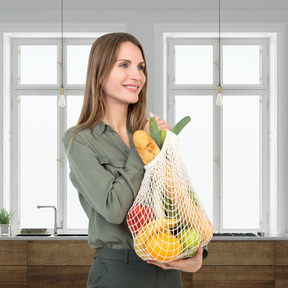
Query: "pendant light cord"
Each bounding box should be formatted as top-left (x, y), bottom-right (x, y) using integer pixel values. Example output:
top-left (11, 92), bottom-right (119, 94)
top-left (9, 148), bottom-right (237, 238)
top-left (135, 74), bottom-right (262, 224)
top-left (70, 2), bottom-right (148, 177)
top-left (61, 0), bottom-right (64, 88)
top-left (218, 0), bottom-right (221, 86)
top-left (58, 0), bottom-right (66, 107)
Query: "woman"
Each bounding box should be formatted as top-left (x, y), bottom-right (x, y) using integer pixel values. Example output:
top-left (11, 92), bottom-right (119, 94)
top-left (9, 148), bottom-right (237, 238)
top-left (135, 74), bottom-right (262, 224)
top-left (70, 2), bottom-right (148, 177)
top-left (63, 32), bottom-right (203, 288)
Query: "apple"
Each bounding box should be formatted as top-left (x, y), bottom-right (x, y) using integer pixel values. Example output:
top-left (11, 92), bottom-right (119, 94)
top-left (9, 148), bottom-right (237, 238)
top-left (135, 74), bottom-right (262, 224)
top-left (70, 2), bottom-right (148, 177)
top-left (178, 228), bottom-right (200, 257)
top-left (127, 205), bottom-right (154, 234)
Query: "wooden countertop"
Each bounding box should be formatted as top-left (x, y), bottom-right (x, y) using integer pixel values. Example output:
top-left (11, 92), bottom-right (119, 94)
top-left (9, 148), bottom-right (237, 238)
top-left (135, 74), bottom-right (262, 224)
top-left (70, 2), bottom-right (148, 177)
top-left (1, 234), bottom-right (288, 240)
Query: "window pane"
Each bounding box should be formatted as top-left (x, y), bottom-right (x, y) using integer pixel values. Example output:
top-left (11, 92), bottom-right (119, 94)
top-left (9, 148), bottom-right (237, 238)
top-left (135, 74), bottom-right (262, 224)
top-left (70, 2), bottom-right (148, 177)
top-left (175, 95), bottom-right (213, 221)
top-left (20, 96), bottom-right (57, 229)
top-left (67, 45), bottom-right (91, 85)
top-left (223, 45), bottom-right (261, 84)
top-left (223, 96), bottom-right (260, 229)
top-left (175, 45), bottom-right (213, 84)
top-left (66, 95), bottom-right (88, 229)
top-left (67, 95), bottom-right (83, 128)
top-left (19, 45), bottom-right (57, 84)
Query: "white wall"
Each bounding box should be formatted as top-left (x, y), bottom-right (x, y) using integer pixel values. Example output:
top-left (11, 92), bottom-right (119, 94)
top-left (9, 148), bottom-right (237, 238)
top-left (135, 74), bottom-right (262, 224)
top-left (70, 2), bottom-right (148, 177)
top-left (0, 0), bottom-right (287, 232)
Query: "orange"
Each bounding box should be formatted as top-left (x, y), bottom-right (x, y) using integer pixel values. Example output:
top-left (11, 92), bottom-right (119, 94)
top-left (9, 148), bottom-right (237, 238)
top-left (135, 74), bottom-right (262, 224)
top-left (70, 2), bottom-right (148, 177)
top-left (146, 232), bottom-right (182, 262)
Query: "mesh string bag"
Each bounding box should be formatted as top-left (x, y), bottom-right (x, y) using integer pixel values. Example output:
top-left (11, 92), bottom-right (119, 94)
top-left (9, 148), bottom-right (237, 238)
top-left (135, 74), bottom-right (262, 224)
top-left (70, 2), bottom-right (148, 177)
top-left (127, 131), bottom-right (213, 262)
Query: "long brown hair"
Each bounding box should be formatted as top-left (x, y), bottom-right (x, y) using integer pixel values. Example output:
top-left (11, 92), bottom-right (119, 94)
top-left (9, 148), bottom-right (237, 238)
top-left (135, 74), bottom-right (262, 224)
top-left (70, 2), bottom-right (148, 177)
top-left (73, 32), bottom-right (147, 139)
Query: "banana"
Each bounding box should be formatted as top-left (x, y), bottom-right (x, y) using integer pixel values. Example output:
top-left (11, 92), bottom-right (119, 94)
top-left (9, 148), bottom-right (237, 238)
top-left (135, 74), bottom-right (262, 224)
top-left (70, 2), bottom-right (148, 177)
top-left (134, 218), bottom-right (180, 260)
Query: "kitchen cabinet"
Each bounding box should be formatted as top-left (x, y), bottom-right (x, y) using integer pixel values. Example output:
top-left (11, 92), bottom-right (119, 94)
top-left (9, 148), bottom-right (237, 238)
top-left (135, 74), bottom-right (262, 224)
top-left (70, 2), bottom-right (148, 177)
top-left (0, 241), bottom-right (27, 288)
top-left (0, 240), bottom-right (93, 288)
top-left (0, 239), bottom-right (288, 287)
top-left (275, 241), bottom-right (288, 288)
top-left (28, 266), bottom-right (90, 288)
top-left (186, 241), bottom-right (275, 288)
top-left (27, 240), bottom-right (94, 288)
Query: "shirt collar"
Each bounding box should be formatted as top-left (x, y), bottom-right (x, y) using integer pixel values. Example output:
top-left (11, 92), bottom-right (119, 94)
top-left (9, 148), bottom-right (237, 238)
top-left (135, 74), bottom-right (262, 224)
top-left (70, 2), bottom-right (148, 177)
top-left (92, 121), bottom-right (107, 135)
top-left (92, 121), bottom-right (134, 149)
top-left (93, 121), bottom-right (129, 135)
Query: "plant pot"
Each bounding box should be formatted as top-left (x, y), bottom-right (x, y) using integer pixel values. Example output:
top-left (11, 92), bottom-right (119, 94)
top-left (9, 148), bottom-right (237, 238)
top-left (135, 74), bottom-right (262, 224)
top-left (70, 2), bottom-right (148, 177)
top-left (0, 224), bottom-right (11, 237)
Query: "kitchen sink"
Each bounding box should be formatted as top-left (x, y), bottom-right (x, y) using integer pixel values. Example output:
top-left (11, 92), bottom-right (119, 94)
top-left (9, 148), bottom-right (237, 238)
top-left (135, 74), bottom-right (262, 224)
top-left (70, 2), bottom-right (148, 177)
top-left (15, 233), bottom-right (88, 237)
top-left (16, 233), bottom-right (52, 237)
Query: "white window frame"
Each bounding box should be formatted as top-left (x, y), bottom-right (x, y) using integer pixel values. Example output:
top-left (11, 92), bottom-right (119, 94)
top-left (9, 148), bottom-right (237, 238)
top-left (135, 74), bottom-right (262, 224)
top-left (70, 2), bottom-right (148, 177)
top-left (167, 37), bottom-right (268, 233)
top-left (2, 24), bottom-right (125, 235)
top-left (154, 23), bottom-right (285, 235)
top-left (11, 37), bottom-right (95, 234)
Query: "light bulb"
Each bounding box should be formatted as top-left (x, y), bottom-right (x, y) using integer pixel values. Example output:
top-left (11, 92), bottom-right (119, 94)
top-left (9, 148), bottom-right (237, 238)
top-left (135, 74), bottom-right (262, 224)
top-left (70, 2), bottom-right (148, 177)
top-left (59, 86), bottom-right (66, 108)
top-left (216, 84), bottom-right (223, 107)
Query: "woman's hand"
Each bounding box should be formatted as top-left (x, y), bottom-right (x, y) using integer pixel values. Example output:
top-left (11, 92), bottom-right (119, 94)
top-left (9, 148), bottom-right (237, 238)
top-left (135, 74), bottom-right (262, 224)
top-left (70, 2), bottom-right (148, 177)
top-left (147, 244), bottom-right (203, 273)
top-left (144, 115), bottom-right (171, 135)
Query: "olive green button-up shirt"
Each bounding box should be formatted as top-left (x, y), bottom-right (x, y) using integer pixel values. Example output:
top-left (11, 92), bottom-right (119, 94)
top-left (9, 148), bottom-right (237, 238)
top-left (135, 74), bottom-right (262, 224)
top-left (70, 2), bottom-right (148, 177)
top-left (62, 121), bottom-right (144, 249)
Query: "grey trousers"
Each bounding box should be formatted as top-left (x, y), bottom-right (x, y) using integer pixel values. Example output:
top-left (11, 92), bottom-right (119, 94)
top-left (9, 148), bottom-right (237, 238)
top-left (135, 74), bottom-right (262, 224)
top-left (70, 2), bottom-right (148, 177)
top-left (87, 248), bottom-right (182, 288)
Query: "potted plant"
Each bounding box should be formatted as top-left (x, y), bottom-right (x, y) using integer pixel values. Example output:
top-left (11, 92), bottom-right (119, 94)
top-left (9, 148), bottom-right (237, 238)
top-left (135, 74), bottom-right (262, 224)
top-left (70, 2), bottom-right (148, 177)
top-left (0, 208), bottom-right (15, 237)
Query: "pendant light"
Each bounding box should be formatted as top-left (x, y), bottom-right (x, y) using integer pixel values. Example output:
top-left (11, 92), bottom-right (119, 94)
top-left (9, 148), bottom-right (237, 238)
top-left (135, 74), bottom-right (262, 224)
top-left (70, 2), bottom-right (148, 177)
top-left (216, 0), bottom-right (223, 107)
top-left (58, 0), bottom-right (66, 108)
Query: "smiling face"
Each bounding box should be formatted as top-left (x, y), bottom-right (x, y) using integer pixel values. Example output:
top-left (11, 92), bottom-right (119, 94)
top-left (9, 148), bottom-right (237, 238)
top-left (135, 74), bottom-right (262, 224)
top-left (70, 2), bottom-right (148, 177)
top-left (102, 41), bottom-right (146, 107)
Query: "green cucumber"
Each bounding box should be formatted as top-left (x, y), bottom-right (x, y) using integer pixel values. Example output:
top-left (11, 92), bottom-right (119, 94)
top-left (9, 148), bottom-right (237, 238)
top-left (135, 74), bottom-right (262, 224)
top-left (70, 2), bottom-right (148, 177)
top-left (160, 130), bottom-right (166, 147)
top-left (149, 116), bottom-right (162, 149)
top-left (164, 195), bottom-right (178, 219)
top-left (171, 116), bottom-right (191, 135)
